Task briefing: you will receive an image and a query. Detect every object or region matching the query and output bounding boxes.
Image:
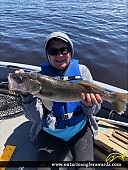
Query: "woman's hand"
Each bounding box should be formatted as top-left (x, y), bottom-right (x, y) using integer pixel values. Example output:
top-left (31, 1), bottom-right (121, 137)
top-left (15, 69), bottom-right (24, 74)
top-left (81, 93), bottom-right (103, 106)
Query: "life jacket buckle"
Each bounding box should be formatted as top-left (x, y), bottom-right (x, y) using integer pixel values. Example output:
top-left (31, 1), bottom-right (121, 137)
top-left (62, 114), bottom-right (69, 120)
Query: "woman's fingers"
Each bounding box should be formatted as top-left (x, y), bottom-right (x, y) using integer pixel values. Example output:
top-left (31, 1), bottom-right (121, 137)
top-left (15, 69), bottom-right (24, 73)
top-left (81, 93), bottom-right (103, 106)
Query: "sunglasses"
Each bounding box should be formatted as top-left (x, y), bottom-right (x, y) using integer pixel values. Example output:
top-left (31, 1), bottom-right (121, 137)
top-left (48, 47), bottom-right (70, 56)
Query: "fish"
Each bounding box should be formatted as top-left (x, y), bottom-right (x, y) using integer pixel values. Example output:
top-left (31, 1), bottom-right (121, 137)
top-left (8, 72), bottom-right (128, 114)
top-left (106, 152), bottom-right (126, 162)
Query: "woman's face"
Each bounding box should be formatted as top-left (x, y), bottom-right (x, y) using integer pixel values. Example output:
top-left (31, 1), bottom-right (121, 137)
top-left (48, 39), bottom-right (71, 70)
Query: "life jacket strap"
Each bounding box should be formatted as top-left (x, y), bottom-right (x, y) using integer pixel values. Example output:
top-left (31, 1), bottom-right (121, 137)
top-left (60, 75), bottom-right (82, 81)
top-left (55, 110), bottom-right (83, 120)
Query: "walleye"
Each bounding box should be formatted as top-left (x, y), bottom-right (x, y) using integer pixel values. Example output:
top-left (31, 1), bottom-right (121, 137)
top-left (8, 72), bottom-right (128, 114)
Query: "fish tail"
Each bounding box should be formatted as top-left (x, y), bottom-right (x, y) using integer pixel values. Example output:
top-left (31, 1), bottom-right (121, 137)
top-left (111, 92), bottom-right (128, 114)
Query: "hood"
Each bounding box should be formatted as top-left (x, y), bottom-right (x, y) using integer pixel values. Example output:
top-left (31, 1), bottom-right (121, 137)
top-left (45, 32), bottom-right (74, 61)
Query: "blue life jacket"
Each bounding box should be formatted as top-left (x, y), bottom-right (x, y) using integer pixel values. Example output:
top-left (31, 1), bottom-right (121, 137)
top-left (40, 59), bottom-right (87, 129)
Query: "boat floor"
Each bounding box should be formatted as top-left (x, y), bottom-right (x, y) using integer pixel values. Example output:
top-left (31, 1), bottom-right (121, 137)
top-left (0, 113), bottom-right (113, 170)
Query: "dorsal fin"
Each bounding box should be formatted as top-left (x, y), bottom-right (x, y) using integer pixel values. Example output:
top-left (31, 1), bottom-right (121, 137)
top-left (76, 80), bottom-right (103, 91)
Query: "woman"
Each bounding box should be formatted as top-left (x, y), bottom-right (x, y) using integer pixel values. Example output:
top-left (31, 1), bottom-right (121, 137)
top-left (20, 32), bottom-right (102, 170)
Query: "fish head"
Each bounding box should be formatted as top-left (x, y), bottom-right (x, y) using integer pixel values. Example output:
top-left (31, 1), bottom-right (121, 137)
top-left (8, 72), bottom-right (42, 94)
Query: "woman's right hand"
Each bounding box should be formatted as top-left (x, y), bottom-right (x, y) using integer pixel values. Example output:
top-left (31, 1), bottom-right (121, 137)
top-left (15, 69), bottom-right (29, 96)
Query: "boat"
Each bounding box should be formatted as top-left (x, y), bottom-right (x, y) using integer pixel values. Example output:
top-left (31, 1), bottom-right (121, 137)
top-left (0, 61), bottom-right (128, 170)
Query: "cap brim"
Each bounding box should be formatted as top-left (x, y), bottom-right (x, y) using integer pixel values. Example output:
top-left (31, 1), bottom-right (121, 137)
top-left (56, 36), bottom-right (68, 42)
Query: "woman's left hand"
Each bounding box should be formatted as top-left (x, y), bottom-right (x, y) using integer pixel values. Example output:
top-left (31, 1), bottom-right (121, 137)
top-left (81, 93), bottom-right (103, 106)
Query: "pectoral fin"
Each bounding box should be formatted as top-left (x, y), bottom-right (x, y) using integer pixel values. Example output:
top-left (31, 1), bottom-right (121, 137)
top-left (42, 99), bottom-right (53, 111)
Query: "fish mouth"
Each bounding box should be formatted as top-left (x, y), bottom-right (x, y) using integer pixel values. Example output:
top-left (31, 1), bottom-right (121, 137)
top-left (8, 73), bottom-right (19, 90)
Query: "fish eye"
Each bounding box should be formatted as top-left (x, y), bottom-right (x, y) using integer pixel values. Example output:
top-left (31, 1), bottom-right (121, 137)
top-left (17, 77), bottom-right (23, 84)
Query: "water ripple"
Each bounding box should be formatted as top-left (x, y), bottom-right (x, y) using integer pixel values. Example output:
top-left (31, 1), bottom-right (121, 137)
top-left (0, 0), bottom-right (127, 90)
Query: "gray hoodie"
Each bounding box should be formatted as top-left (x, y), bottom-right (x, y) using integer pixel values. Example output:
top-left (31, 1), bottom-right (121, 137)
top-left (45, 31), bottom-right (74, 62)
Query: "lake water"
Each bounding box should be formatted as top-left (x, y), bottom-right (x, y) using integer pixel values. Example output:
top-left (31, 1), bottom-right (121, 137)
top-left (0, 0), bottom-right (128, 90)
